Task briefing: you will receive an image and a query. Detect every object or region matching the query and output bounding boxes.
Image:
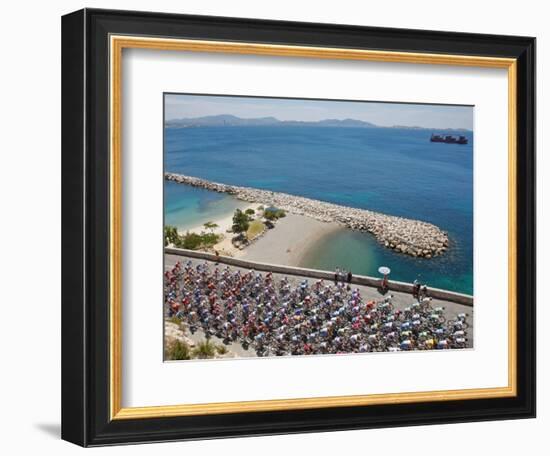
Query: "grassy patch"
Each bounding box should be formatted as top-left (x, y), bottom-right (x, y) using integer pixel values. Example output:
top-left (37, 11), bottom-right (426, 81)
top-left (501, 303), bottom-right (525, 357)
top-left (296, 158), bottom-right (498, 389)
top-left (164, 225), bottom-right (222, 250)
top-left (216, 344), bottom-right (229, 355)
top-left (168, 316), bottom-right (186, 334)
top-left (192, 340), bottom-right (218, 359)
top-left (165, 339), bottom-right (191, 361)
top-left (246, 219), bottom-right (265, 240)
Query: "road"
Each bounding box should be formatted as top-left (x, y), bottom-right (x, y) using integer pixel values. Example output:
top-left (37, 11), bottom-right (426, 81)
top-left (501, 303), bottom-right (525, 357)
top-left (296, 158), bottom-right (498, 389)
top-left (165, 253), bottom-right (473, 352)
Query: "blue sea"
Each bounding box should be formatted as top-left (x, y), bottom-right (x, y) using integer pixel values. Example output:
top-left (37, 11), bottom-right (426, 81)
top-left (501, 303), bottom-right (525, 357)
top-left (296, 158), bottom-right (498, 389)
top-left (165, 126), bottom-right (473, 295)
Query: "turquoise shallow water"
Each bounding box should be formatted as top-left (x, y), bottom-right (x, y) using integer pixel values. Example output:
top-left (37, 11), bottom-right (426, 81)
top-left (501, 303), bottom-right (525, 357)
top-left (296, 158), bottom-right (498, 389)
top-left (165, 181), bottom-right (247, 231)
top-left (299, 229), bottom-right (473, 295)
top-left (165, 125), bottom-right (473, 294)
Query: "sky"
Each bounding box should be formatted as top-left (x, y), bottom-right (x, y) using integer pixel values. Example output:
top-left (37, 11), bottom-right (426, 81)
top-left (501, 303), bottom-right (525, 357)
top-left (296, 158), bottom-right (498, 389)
top-left (165, 94), bottom-right (473, 130)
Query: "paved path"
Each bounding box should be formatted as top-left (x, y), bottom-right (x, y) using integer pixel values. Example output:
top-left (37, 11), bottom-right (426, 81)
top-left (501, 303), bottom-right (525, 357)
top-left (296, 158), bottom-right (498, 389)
top-left (165, 253), bottom-right (473, 354)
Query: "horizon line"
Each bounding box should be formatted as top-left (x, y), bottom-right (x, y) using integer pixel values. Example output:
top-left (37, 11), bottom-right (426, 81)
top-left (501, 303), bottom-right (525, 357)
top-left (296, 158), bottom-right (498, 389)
top-left (164, 114), bottom-right (473, 131)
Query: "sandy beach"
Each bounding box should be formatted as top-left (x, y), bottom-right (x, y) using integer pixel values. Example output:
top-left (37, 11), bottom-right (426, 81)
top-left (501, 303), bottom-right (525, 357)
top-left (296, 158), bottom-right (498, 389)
top-left (178, 202), bottom-right (258, 236)
top-left (241, 213), bottom-right (341, 266)
top-left (175, 202), bottom-right (340, 264)
top-left (176, 202), bottom-right (260, 257)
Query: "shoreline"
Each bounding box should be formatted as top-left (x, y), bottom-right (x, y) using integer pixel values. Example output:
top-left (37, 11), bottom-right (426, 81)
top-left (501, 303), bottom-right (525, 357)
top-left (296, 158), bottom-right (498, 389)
top-left (165, 172), bottom-right (449, 259)
top-left (240, 213), bottom-right (341, 266)
top-left (171, 201), bottom-right (340, 263)
top-left (164, 182), bottom-right (472, 295)
top-left (170, 202), bottom-right (259, 258)
top-left (177, 202), bottom-right (258, 237)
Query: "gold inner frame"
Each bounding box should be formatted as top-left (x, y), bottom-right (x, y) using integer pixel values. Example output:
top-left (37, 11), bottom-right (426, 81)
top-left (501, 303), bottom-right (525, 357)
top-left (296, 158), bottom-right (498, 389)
top-left (109, 35), bottom-right (518, 420)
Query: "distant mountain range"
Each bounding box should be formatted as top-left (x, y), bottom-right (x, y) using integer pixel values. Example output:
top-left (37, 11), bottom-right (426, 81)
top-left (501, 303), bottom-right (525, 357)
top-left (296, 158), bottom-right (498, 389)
top-left (164, 114), bottom-right (471, 131)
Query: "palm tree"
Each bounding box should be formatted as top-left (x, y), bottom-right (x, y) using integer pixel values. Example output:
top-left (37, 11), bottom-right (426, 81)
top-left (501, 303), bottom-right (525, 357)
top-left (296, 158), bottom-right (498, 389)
top-left (203, 221), bottom-right (219, 233)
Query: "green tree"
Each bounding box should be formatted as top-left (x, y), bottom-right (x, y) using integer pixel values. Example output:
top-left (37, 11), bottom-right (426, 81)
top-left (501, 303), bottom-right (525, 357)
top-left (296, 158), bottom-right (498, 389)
top-left (164, 225), bottom-right (180, 246)
top-left (264, 208), bottom-right (286, 221)
top-left (232, 209), bottom-right (250, 234)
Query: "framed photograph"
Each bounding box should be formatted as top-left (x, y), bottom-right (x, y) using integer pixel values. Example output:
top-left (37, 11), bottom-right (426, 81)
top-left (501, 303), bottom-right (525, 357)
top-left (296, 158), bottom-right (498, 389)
top-left (61, 8), bottom-right (535, 446)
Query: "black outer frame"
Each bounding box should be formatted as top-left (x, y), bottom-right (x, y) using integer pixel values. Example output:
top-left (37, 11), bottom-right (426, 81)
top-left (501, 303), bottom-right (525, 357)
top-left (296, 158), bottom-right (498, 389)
top-left (61, 8), bottom-right (536, 447)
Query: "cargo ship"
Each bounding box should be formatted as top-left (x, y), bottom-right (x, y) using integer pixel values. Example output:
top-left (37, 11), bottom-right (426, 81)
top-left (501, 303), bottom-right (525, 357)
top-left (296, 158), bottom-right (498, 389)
top-left (430, 133), bottom-right (468, 144)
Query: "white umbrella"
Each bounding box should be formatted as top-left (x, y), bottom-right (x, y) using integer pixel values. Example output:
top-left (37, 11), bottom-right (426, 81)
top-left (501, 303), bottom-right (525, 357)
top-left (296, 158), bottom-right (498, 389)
top-left (378, 266), bottom-right (391, 275)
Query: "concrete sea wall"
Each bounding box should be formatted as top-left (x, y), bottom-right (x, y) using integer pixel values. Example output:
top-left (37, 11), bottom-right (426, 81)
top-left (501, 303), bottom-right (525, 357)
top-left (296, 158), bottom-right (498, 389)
top-left (165, 247), bottom-right (473, 306)
top-left (165, 172), bottom-right (449, 258)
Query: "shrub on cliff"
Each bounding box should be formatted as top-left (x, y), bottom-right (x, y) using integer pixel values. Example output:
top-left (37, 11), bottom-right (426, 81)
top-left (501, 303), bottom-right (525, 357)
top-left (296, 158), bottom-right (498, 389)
top-left (216, 344), bottom-right (228, 355)
top-left (165, 339), bottom-right (191, 361)
top-left (192, 340), bottom-right (217, 359)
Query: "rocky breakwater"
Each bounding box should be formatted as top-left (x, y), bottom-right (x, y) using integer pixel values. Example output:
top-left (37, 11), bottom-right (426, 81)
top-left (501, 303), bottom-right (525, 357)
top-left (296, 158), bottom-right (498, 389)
top-left (165, 173), bottom-right (449, 258)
